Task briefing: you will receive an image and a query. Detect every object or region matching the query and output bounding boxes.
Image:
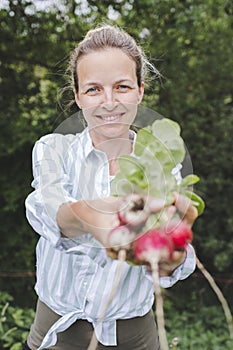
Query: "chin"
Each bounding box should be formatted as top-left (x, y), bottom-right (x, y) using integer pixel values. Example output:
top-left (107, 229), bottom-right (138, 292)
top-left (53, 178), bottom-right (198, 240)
top-left (101, 124), bottom-right (130, 139)
top-left (91, 123), bottom-right (130, 139)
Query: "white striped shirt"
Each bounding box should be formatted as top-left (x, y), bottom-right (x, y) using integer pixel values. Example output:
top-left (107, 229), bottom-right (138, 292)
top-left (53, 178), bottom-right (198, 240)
top-left (25, 127), bottom-right (196, 349)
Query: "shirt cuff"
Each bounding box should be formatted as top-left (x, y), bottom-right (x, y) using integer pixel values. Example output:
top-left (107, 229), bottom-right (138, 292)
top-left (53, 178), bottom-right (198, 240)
top-left (159, 244), bottom-right (196, 288)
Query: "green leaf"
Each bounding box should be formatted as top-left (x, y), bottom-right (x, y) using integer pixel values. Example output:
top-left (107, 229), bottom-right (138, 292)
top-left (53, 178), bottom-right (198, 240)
top-left (185, 190), bottom-right (205, 216)
top-left (10, 343), bottom-right (22, 350)
top-left (181, 174), bottom-right (200, 187)
top-left (134, 128), bottom-right (154, 156)
top-left (111, 172), bottom-right (146, 196)
top-left (113, 117), bottom-right (205, 222)
top-left (118, 155), bottom-right (143, 175)
top-left (117, 155), bottom-right (149, 189)
top-left (151, 118), bottom-right (186, 164)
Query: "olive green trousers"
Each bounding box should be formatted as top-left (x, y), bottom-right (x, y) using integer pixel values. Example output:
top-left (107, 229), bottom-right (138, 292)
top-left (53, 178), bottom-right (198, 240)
top-left (26, 299), bottom-right (160, 350)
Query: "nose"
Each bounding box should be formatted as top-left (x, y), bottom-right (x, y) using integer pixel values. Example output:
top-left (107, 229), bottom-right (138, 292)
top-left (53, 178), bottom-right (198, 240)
top-left (102, 88), bottom-right (117, 110)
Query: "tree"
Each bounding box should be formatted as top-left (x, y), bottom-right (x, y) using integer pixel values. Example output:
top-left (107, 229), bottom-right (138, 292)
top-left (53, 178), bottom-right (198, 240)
top-left (0, 0), bottom-right (232, 306)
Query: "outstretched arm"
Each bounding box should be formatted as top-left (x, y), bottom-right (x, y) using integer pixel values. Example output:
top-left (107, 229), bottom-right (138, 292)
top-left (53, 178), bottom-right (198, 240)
top-left (56, 197), bottom-right (120, 247)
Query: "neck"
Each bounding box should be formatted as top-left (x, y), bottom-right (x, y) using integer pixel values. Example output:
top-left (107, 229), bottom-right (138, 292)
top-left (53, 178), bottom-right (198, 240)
top-left (90, 132), bottom-right (133, 176)
top-left (90, 130), bottom-right (133, 159)
top-left (99, 138), bottom-right (132, 158)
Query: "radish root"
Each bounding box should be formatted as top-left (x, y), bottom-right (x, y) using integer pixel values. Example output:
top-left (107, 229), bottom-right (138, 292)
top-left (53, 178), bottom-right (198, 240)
top-left (148, 254), bottom-right (169, 350)
top-left (196, 256), bottom-right (233, 342)
top-left (87, 249), bottom-right (126, 350)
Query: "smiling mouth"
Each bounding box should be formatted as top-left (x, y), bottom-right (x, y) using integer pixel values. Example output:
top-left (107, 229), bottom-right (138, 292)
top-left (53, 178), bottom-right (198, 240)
top-left (96, 113), bottom-right (124, 122)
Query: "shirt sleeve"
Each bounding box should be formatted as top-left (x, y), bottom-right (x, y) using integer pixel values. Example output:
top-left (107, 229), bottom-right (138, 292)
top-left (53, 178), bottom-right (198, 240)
top-left (159, 244), bottom-right (196, 288)
top-left (142, 244), bottom-right (196, 288)
top-left (25, 134), bottom-right (77, 249)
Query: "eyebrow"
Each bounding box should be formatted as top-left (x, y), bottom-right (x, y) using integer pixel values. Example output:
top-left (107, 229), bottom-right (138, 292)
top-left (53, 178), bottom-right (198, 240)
top-left (81, 82), bottom-right (99, 89)
top-left (81, 79), bottom-right (135, 90)
top-left (114, 79), bottom-right (135, 85)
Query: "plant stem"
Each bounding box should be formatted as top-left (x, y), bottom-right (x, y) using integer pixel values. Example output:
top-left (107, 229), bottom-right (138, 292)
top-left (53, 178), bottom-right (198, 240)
top-left (196, 256), bottom-right (233, 341)
top-left (87, 249), bottom-right (126, 350)
top-left (149, 254), bottom-right (169, 350)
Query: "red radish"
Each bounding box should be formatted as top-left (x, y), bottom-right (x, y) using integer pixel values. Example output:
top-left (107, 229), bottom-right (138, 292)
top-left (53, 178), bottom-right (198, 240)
top-left (133, 229), bottom-right (173, 350)
top-left (118, 193), bottom-right (150, 229)
top-left (133, 229), bottom-right (174, 262)
top-left (106, 219), bottom-right (192, 350)
top-left (107, 225), bottom-right (136, 251)
top-left (164, 221), bottom-right (193, 249)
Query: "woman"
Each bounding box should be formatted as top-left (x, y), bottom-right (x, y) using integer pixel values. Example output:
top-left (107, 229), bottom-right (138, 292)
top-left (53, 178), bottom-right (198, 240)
top-left (24, 25), bottom-right (197, 350)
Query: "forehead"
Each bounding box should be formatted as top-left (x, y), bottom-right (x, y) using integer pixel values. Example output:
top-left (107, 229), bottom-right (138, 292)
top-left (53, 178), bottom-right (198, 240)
top-left (76, 48), bottom-right (137, 83)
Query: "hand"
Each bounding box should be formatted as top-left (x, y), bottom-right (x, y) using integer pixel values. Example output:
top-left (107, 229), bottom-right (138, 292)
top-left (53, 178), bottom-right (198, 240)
top-left (174, 192), bottom-right (198, 227)
top-left (107, 247), bottom-right (187, 278)
top-left (60, 195), bottom-right (167, 248)
top-left (105, 195), bottom-right (167, 254)
top-left (158, 249), bottom-right (187, 276)
top-left (57, 196), bottom-right (120, 247)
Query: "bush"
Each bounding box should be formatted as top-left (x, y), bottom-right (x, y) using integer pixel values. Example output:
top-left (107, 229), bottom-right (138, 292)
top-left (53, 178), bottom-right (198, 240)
top-left (164, 296), bottom-right (232, 349)
top-left (0, 291), bottom-right (35, 350)
top-left (1, 289), bottom-right (232, 349)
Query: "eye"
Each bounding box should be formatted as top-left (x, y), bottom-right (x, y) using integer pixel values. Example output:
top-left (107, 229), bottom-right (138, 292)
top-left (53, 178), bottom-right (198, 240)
top-left (85, 86), bottom-right (101, 95)
top-left (116, 85), bottom-right (131, 92)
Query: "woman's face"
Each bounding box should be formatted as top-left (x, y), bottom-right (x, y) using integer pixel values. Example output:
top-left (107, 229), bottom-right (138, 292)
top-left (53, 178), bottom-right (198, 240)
top-left (75, 48), bottom-right (144, 145)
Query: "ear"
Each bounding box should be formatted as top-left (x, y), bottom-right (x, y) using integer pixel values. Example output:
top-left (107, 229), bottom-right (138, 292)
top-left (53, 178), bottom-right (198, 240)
top-left (74, 91), bottom-right (82, 109)
top-left (137, 81), bottom-right (145, 104)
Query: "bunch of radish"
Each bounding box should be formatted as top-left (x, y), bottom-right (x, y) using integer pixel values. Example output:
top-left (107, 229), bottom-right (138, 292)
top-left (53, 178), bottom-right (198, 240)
top-left (106, 192), bottom-right (233, 348)
top-left (106, 192), bottom-right (193, 350)
top-left (109, 118), bottom-right (204, 265)
top-left (88, 118), bottom-right (233, 350)
top-left (106, 119), bottom-right (205, 349)
top-left (107, 192), bottom-right (193, 257)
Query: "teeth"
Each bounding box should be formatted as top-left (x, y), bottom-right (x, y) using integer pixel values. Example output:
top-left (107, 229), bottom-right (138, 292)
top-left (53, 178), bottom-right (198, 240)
top-left (102, 116), bottom-right (117, 121)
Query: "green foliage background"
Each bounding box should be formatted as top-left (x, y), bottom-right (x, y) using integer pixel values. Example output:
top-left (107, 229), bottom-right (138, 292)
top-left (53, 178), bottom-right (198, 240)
top-left (0, 0), bottom-right (232, 348)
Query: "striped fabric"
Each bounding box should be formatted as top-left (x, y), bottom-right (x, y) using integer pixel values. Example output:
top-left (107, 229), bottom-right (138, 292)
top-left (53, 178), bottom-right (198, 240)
top-left (25, 127), bottom-right (196, 349)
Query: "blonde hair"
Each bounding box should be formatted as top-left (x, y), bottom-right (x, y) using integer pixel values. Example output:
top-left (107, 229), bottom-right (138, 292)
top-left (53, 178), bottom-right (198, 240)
top-left (70, 24), bottom-right (160, 93)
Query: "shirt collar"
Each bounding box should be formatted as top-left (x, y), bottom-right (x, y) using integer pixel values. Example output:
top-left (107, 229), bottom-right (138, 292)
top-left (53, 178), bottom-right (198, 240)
top-left (79, 127), bottom-right (137, 159)
top-left (78, 127), bottom-right (94, 158)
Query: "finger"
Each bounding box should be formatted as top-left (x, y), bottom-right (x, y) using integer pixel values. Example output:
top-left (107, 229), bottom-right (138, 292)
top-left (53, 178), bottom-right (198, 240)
top-left (165, 205), bottom-right (177, 221)
top-left (174, 192), bottom-right (192, 213)
top-left (171, 250), bottom-right (186, 263)
top-left (174, 192), bottom-right (198, 226)
top-left (145, 197), bottom-right (166, 212)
